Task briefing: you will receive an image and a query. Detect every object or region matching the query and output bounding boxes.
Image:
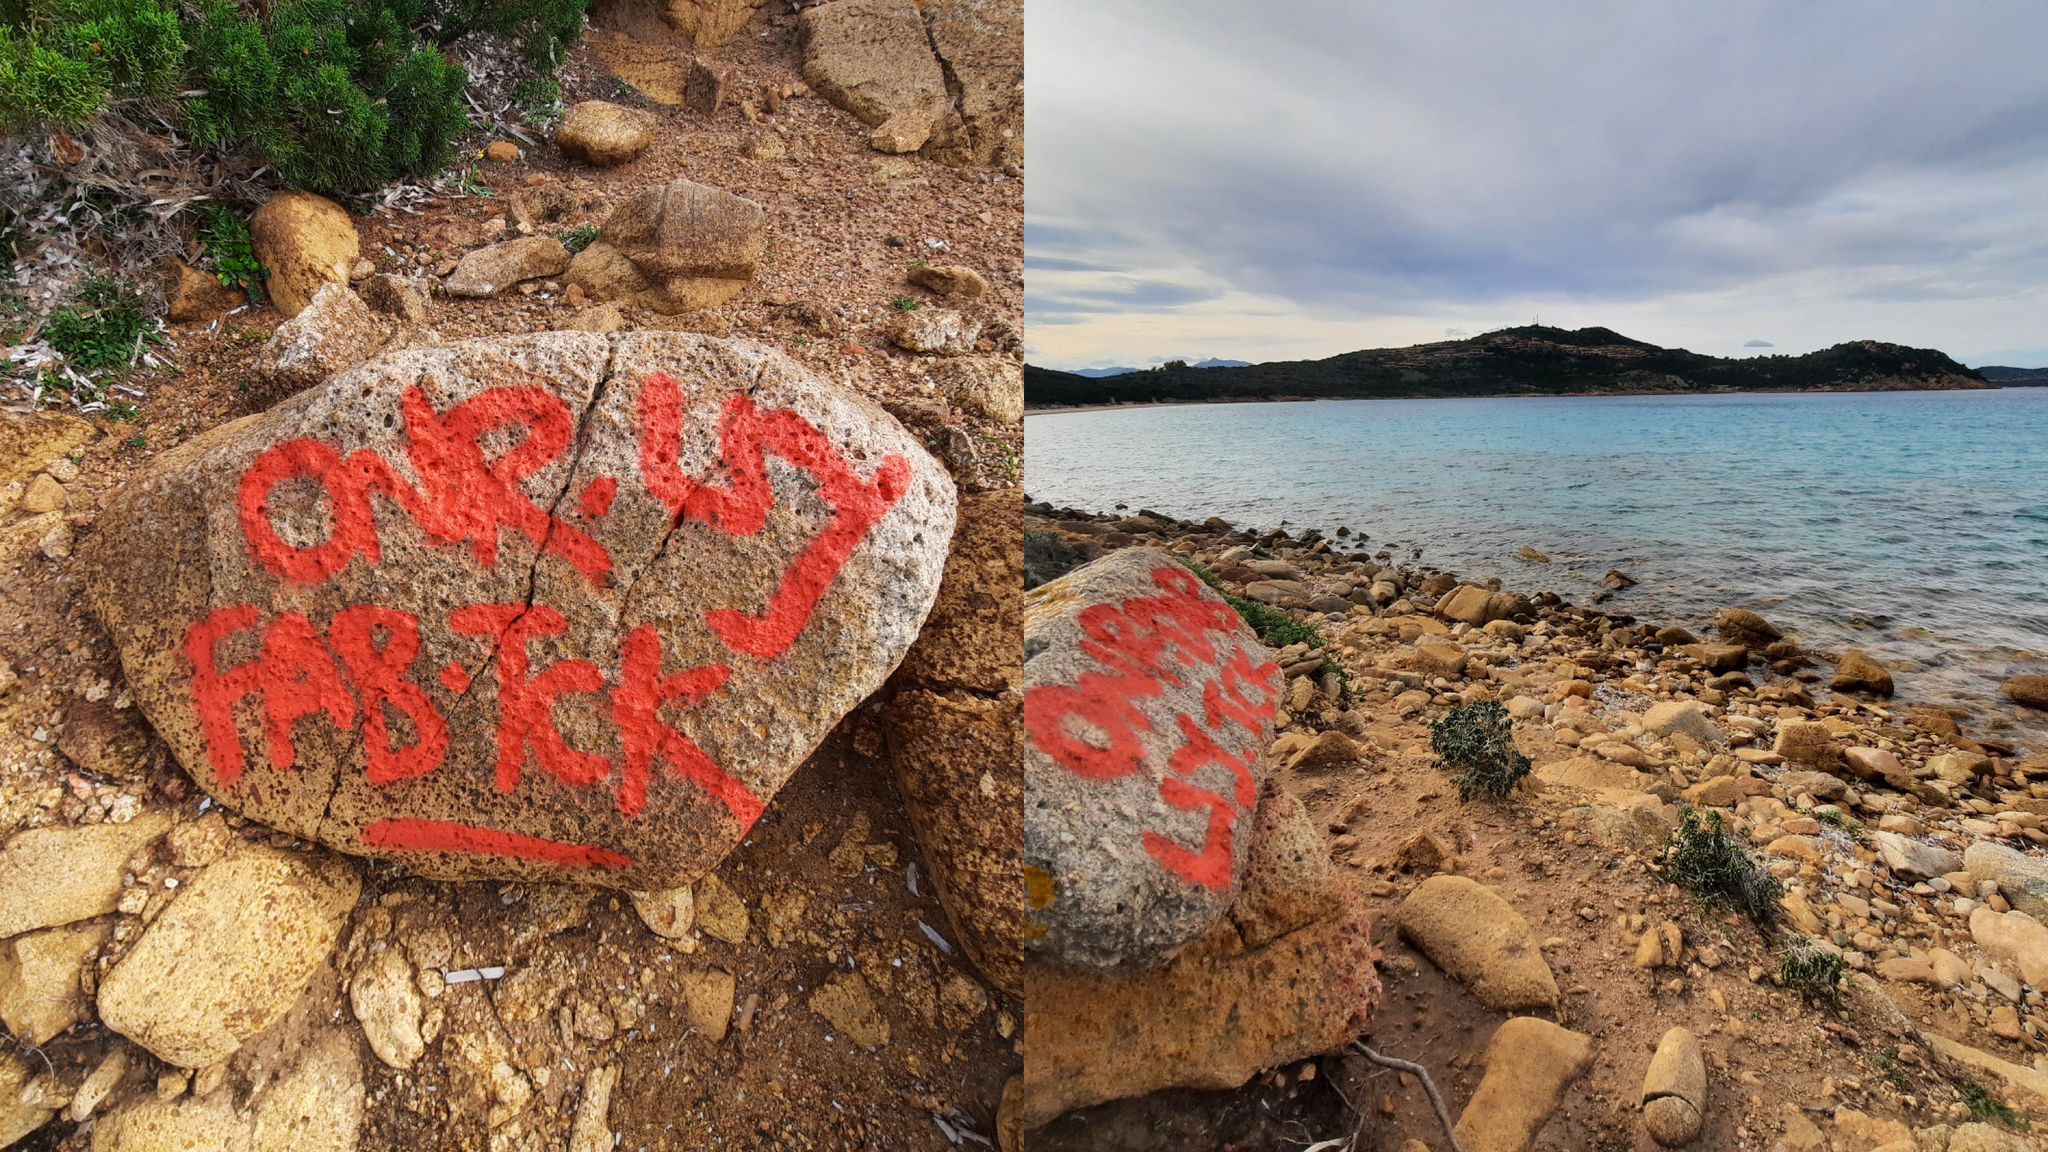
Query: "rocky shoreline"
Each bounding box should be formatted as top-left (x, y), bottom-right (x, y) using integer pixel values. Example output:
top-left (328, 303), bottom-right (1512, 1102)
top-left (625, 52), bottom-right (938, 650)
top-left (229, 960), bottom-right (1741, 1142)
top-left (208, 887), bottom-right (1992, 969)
top-left (1024, 499), bottom-right (2048, 1151)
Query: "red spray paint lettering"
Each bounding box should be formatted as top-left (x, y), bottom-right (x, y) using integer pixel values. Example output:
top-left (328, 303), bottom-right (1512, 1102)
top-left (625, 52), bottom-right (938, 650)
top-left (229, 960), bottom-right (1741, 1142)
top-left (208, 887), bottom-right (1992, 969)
top-left (1023, 566), bottom-right (1281, 891)
top-left (238, 386), bottom-right (612, 588)
top-left (183, 601), bottom-right (752, 853)
top-left (638, 372), bottom-right (911, 660)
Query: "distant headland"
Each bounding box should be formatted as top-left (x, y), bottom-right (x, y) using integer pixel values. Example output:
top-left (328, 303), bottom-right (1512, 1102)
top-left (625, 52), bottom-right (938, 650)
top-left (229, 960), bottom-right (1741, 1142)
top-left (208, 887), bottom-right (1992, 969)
top-left (1026, 325), bottom-right (2006, 409)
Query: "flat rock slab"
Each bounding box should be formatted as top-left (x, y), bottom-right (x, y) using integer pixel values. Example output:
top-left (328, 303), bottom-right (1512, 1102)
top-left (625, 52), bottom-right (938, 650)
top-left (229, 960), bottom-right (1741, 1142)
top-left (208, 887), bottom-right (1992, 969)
top-left (1023, 547), bottom-right (1283, 971)
top-left (86, 332), bottom-right (955, 887)
top-left (97, 845), bottom-right (360, 1068)
top-left (1454, 1016), bottom-right (1593, 1152)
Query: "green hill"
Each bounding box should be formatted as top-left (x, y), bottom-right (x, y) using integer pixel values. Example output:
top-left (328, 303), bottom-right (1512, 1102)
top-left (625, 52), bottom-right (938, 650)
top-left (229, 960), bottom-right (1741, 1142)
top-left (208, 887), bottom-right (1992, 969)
top-left (1026, 326), bottom-right (1989, 408)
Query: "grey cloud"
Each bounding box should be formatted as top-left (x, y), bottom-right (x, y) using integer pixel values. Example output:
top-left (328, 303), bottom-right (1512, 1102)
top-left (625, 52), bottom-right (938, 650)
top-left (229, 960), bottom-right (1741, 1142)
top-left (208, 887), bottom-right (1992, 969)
top-left (1029, 0), bottom-right (2048, 366)
top-left (1743, 340), bottom-right (1775, 348)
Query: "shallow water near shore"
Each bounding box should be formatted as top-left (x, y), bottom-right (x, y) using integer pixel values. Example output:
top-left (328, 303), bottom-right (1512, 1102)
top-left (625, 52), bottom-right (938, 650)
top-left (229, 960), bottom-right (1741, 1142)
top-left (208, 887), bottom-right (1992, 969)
top-left (1027, 386), bottom-right (2048, 742)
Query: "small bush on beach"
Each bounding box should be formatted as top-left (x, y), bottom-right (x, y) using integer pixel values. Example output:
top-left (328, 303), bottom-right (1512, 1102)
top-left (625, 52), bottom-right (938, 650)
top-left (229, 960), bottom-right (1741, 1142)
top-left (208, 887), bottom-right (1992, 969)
top-left (1777, 937), bottom-right (1844, 1009)
top-left (1430, 699), bottom-right (1530, 801)
top-left (1663, 807), bottom-right (1783, 932)
top-left (1956, 1077), bottom-right (2030, 1129)
top-left (1225, 595), bottom-right (1323, 647)
top-left (45, 275), bottom-right (159, 372)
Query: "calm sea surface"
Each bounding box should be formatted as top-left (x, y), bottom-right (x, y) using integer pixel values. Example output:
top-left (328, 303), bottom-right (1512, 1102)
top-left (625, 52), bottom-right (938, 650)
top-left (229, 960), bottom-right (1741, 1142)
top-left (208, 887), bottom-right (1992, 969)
top-left (1026, 388), bottom-right (2048, 738)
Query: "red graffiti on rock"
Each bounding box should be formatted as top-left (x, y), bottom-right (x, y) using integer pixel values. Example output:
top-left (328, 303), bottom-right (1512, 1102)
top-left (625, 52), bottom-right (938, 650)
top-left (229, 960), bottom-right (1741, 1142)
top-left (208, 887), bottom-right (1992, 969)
top-left (238, 386), bottom-right (612, 588)
top-left (183, 374), bottom-right (904, 868)
top-left (637, 372), bottom-right (911, 661)
top-left (1023, 565), bottom-right (1281, 891)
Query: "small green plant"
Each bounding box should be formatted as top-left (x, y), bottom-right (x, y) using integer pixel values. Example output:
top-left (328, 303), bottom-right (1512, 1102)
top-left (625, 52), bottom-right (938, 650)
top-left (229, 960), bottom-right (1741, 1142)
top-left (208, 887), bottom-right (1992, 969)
top-left (1869, 1047), bottom-right (1914, 1093)
top-left (45, 276), bottom-right (159, 373)
top-left (1812, 806), bottom-right (1872, 846)
top-left (1317, 660), bottom-right (1352, 701)
top-left (1663, 807), bottom-right (1783, 932)
top-left (1430, 699), bottom-right (1531, 801)
top-left (1179, 558), bottom-right (1223, 589)
top-left (890, 296), bottom-right (922, 313)
top-left (444, 165), bottom-right (494, 197)
top-left (557, 224), bottom-right (600, 254)
top-left (193, 203), bottom-right (264, 302)
top-left (1225, 594), bottom-right (1323, 647)
top-left (512, 75), bottom-right (563, 122)
top-left (1777, 937), bottom-right (1844, 1009)
top-left (1956, 1077), bottom-right (2029, 1129)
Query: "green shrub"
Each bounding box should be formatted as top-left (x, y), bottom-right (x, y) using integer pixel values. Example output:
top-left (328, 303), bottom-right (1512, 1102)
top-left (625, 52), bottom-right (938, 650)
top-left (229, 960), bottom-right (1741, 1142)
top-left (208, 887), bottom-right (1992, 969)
top-left (1663, 807), bottom-right (1783, 932)
top-left (1776, 937), bottom-right (1844, 1008)
top-left (1225, 595), bottom-right (1322, 647)
top-left (0, 0), bottom-right (184, 128)
top-left (557, 223), bottom-right (600, 254)
top-left (5, 0), bottom-right (586, 193)
top-left (1430, 699), bottom-right (1531, 801)
top-left (193, 203), bottom-right (264, 301)
top-left (891, 296), bottom-right (922, 313)
top-left (45, 275), bottom-right (159, 372)
top-left (1956, 1077), bottom-right (2029, 1129)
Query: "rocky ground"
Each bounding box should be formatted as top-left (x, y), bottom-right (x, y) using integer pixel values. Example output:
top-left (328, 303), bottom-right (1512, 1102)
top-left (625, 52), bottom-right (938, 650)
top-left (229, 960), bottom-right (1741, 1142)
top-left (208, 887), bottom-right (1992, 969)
top-left (0, 1), bottom-right (1020, 1148)
top-left (1023, 502), bottom-right (2048, 1152)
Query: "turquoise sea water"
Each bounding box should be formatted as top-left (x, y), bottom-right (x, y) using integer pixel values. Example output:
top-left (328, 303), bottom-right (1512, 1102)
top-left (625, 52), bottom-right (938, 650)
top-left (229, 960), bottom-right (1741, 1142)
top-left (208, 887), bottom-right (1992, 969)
top-left (1026, 387), bottom-right (2048, 740)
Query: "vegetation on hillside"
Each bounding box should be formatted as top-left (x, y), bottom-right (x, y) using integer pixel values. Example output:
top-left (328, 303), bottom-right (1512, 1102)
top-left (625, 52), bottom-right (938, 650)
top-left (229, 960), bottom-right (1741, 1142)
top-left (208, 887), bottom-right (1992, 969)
top-left (1025, 326), bottom-right (1990, 408)
top-left (1, 0), bottom-right (585, 193)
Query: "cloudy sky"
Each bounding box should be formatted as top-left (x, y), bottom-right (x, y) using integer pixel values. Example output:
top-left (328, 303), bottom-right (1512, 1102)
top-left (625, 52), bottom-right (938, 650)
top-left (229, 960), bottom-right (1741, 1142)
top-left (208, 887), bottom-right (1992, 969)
top-left (1026, 2), bottom-right (2048, 371)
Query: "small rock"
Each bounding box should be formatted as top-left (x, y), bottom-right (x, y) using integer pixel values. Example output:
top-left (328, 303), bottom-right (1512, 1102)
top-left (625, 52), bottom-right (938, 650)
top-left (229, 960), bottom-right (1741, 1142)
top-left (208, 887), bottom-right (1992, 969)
top-left (1997, 673), bottom-right (2048, 710)
top-left (556, 101), bottom-right (656, 166)
top-left (0, 921), bottom-right (111, 1044)
top-left (1964, 841), bottom-right (2048, 923)
top-left (1970, 905), bottom-right (2048, 986)
top-left (629, 885), bottom-right (696, 940)
top-left (357, 273), bottom-right (432, 324)
top-left (1829, 650), bottom-right (1894, 696)
top-left (562, 302), bottom-right (627, 334)
top-left (567, 1064), bottom-right (618, 1152)
top-left (677, 968), bottom-right (736, 1042)
top-left (350, 948), bottom-right (426, 1070)
top-left (1717, 608), bottom-right (1782, 648)
top-left (1640, 1026), bottom-right (1706, 1147)
top-left (1452, 1017), bottom-right (1593, 1152)
top-left (695, 874), bottom-right (749, 945)
top-left (0, 812), bottom-right (174, 938)
top-left (483, 141), bottom-right (521, 164)
top-left (889, 307), bottom-right (982, 355)
top-left (1395, 875), bottom-right (1558, 1011)
top-left (1773, 721), bottom-right (1840, 768)
top-left (250, 190), bottom-right (360, 318)
top-left (1872, 830), bottom-right (1960, 880)
top-left (444, 236), bottom-right (572, 298)
top-left (165, 259), bottom-right (245, 323)
top-left (908, 263), bottom-right (989, 298)
top-left (20, 472), bottom-right (65, 514)
top-left (1643, 700), bottom-right (1724, 746)
top-left (252, 282), bottom-right (388, 401)
top-left (809, 970), bottom-right (889, 1048)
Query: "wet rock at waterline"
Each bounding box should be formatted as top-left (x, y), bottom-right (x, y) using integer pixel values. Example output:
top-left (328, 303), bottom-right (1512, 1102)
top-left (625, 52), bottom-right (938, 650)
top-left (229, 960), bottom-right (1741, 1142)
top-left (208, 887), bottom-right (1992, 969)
top-left (85, 332), bottom-right (956, 887)
top-left (1022, 547), bottom-right (1283, 971)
